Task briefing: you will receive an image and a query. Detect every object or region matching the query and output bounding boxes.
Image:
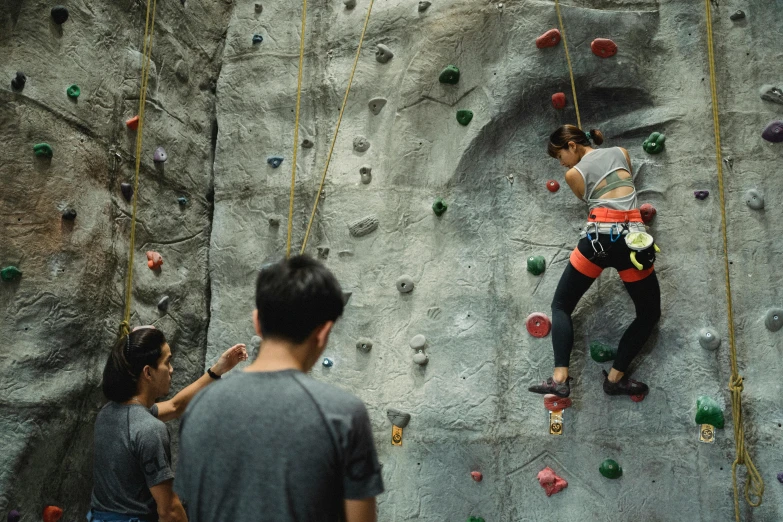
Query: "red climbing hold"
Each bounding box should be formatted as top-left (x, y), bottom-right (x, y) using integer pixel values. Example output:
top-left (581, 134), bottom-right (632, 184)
top-left (630, 394), bottom-right (646, 402)
top-left (537, 467), bottom-right (568, 497)
top-left (551, 92), bottom-right (566, 109)
top-left (43, 506), bottom-right (63, 522)
top-left (536, 29), bottom-right (561, 49)
top-left (544, 394), bottom-right (572, 412)
top-left (526, 313), bottom-right (551, 338)
top-left (546, 180), bottom-right (560, 192)
top-left (591, 38), bottom-right (618, 58)
top-left (639, 203), bottom-right (656, 224)
top-left (146, 251), bottom-right (163, 270)
top-left (471, 471), bottom-right (483, 482)
top-left (126, 115), bottom-right (139, 130)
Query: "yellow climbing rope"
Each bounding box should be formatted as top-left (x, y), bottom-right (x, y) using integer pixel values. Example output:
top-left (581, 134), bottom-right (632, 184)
top-left (704, 1), bottom-right (764, 519)
top-left (299, 0), bottom-right (375, 254)
top-left (286, 0), bottom-right (308, 257)
top-left (120, 0), bottom-right (158, 337)
top-left (554, 0), bottom-right (581, 129)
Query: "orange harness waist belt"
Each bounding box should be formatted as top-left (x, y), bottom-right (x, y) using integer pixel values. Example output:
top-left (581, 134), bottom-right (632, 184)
top-left (587, 208), bottom-right (643, 223)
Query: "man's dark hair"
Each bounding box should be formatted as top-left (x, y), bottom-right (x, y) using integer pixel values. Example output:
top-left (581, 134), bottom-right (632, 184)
top-left (102, 328), bottom-right (166, 403)
top-left (255, 255), bottom-right (344, 343)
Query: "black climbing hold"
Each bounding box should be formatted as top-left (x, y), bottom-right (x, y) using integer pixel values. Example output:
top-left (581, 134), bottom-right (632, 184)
top-left (729, 10), bottom-right (745, 21)
top-left (387, 408), bottom-right (411, 428)
top-left (157, 296), bottom-right (170, 311)
top-left (418, 1), bottom-right (431, 11)
top-left (359, 165), bottom-right (372, 184)
top-left (51, 5), bottom-right (69, 24)
top-left (368, 97), bottom-right (387, 115)
top-left (268, 217), bottom-right (281, 227)
top-left (254, 3), bottom-right (263, 12)
top-left (62, 209), bottom-right (77, 221)
top-left (760, 85), bottom-right (783, 105)
top-left (267, 156), bottom-right (284, 168)
top-left (439, 65), bottom-right (460, 84)
top-left (343, 0), bottom-right (357, 8)
top-left (178, 196), bottom-right (188, 205)
top-left (301, 139), bottom-right (314, 148)
top-left (317, 246), bottom-right (330, 259)
top-left (120, 183), bottom-right (133, 202)
top-left (7, 510), bottom-right (21, 522)
top-left (376, 44), bottom-right (394, 64)
top-left (356, 338), bottom-right (373, 353)
top-left (252, 34), bottom-right (264, 44)
top-left (11, 72), bottom-right (26, 91)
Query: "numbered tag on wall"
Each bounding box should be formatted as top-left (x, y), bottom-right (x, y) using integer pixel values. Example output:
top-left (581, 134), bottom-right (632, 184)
top-left (699, 424), bottom-right (715, 444)
top-left (549, 410), bottom-right (564, 436)
top-left (391, 425), bottom-right (403, 446)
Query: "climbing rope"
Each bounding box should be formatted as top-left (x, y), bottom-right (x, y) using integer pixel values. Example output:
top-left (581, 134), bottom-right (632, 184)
top-left (299, 0), bottom-right (375, 254)
top-left (703, 1), bottom-right (764, 518)
top-left (554, 0), bottom-right (581, 129)
top-left (286, 0), bottom-right (308, 257)
top-left (120, 0), bottom-right (158, 337)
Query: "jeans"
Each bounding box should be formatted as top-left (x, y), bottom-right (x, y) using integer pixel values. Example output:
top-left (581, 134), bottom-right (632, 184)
top-left (87, 510), bottom-right (154, 522)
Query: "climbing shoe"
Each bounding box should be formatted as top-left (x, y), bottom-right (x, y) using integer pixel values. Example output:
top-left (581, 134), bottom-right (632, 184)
top-left (528, 376), bottom-right (572, 398)
top-left (602, 370), bottom-right (649, 396)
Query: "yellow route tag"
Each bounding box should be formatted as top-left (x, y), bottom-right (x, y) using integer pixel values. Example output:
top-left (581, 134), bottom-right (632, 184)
top-left (699, 424), bottom-right (715, 444)
top-left (391, 425), bottom-right (403, 446)
top-left (549, 410), bottom-right (564, 436)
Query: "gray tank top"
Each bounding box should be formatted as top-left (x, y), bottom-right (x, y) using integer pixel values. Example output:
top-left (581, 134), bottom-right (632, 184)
top-left (573, 147), bottom-right (637, 211)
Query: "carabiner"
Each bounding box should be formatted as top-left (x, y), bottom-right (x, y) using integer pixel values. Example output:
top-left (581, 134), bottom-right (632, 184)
top-left (610, 224), bottom-right (621, 242)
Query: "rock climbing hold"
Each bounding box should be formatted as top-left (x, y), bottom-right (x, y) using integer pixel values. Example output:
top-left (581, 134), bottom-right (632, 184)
top-left (353, 136), bottom-right (371, 152)
top-left (409, 334), bottom-right (426, 350)
top-left (536, 28), bottom-right (561, 49)
top-left (343, 0), bottom-right (356, 8)
top-left (544, 394), bottom-right (572, 412)
top-left (126, 115), bottom-right (140, 130)
top-left (0, 266), bottom-right (22, 282)
top-left (375, 44), bottom-right (394, 63)
top-left (777, 472), bottom-right (783, 484)
top-left (268, 217), bottom-right (281, 227)
top-left (413, 351), bottom-right (429, 365)
top-left (418, 1), bottom-right (431, 12)
top-left (62, 208), bottom-right (77, 220)
top-left (745, 189), bottom-right (764, 210)
top-left (254, 3), bottom-right (263, 12)
top-left (760, 85), bottom-right (783, 105)
top-left (456, 110), bottom-right (473, 126)
top-left (396, 275), bottom-right (414, 293)
top-left (696, 396), bottom-right (724, 429)
top-left (546, 180), bottom-right (560, 192)
top-left (432, 198), bottom-right (448, 216)
top-left (121, 183), bottom-right (133, 202)
top-left (551, 92), bottom-right (566, 109)
top-left (762, 121), bottom-right (783, 143)
top-left (301, 139), bottom-right (314, 148)
top-left (439, 65), bottom-right (460, 84)
top-left (42, 506), bottom-right (63, 522)
top-left (467, 518), bottom-right (485, 522)
top-left (599, 459), bottom-right (622, 479)
top-left (7, 510), bottom-right (20, 522)
top-left (356, 338), bottom-right (373, 353)
top-left (471, 471), bottom-right (483, 482)
top-left (697, 327), bottom-right (721, 350)
top-left (764, 309), bottom-right (783, 332)
top-left (66, 84), bottom-right (80, 99)
top-left (694, 190), bottom-right (709, 200)
top-left (146, 251), bottom-right (163, 270)
top-left (178, 196), bottom-right (188, 205)
top-left (387, 408), bottom-right (411, 428)
top-left (360, 165), bottom-right (372, 184)
top-left (316, 246), bottom-right (330, 260)
top-left (348, 215), bottom-right (379, 237)
top-left (590, 340), bottom-right (617, 362)
top-left (51, 6), bottom-right (69, 24)
top-left (730, 10), bottom-right (745, 21)
top-left (252, 34), bottom-right (264, 44)
top-left (10, 72), bottom-right (26, 91)
top-left (537, 466), bottom-right (568, 496)
top-left (591, 38), bottom-right (618, 58)
top-left (642, 132), bottom-right (665, 154)
top-left (639, 203), bottom-right (656, 224)
top-left (322, 357), bottom-right (334, 367)
top-left (527, 255), bottom-right (546, 276)
top-left (267, 156), bottom-right (284, 168)
top-left (153, 147), bottom-right (167, 163)
top-left (157, 296), bottom-right (170, 311)
top-left (526, 312), bottom-right (552, 338)
top-left (33, 143), bottom-right (53, 159)
top-left (342, 291), bottom-right (352, 305)
top-left (368, 97), bottom-right (387, 115)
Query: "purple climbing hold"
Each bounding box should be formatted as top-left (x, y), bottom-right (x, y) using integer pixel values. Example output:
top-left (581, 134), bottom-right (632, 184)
top-left (7, 510), bottom-right (21, 522)
top-left (777, 472), bottom-right (783, 484)
top-left (267, 156), bottom-right (284, 168)
top-left (694, 190), bottom-right (709, 200)
top-left (762, 121), bottom-right (783, 143)
top-left (153, 147), bottom-right (167, 162)
top-left (120, 183), bottom-right (133, 202)
top-left (11, 72), bottom-right (26, 91)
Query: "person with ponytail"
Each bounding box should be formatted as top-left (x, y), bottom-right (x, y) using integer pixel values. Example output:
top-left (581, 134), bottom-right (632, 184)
top-left (528, 124), bottom-right (661, 399)
top-left (89, 326), bottom-right (247, 522)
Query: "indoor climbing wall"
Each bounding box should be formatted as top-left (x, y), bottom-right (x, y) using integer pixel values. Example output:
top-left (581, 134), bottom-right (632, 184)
top-left (2, 0), bottom-right (783, 520)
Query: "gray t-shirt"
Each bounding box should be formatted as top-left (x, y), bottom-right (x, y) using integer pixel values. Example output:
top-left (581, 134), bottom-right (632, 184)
top-left (91, 402), bottom-right (174, 519)
top-left (174, 370), bottom-right (384, 522)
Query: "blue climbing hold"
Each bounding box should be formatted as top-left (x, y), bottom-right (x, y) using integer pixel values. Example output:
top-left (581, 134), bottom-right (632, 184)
top-left (267, 156), bottom-right (284, 168)
top-left (252, 34), bottom-right (264, 44)
top-left (322, 357), bottom-right (334, 368)
top-left (178, 196), bottom-right (188, 206)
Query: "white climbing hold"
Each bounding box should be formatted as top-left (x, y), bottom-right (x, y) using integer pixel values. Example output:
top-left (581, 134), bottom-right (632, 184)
top-left (348, 215), bottom-right (379, 237)
top-left (396, 275), bottom-right (414, 293)
top-left (413, 351), bottom-right (429, 365)
top-left (353, 136), bottom-right (371, 152)
top-left (375, 44), bottom-right (394, 64)
top-left (409, 334), bottom-right (426, 350)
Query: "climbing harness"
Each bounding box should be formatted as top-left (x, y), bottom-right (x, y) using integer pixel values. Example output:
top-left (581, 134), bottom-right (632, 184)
top-left (554, 0), bottom-right (581, 129)
top-left (579, 208), bottom-right (658, 269)
top-left (704, 0), bottom-right (764, 518)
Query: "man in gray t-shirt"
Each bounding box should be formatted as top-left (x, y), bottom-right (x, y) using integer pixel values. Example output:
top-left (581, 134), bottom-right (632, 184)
top-left (174, 255), bottom-right (384, 522)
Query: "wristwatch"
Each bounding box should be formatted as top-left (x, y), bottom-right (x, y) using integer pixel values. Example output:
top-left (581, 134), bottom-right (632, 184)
top-left (206, 368), bottom-right (221, 380)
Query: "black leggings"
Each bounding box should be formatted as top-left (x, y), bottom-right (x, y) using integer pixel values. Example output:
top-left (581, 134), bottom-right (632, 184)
top-left (552, 235), bottom-right (661, 373)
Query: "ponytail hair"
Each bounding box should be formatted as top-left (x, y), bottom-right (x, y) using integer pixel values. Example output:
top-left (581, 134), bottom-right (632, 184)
top-left (547, 124), bottom-right (604, 158)
top-left (102, 327), bottom-right (166, 403)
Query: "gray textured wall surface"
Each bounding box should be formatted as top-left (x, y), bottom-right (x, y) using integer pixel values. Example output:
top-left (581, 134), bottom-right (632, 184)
top-left (1, 0), bottom-right (782, 520)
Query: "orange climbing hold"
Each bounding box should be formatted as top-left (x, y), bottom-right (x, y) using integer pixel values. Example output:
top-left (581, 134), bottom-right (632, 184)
top-left (126, 115), bottom-right (140, 130)
top-left (146, 251), bottom-right (163, 270)
top-left (591, 38), bottom-right (618, 58)
top-left (544, 394), bottom-right (572, 412)
top-left (536, 29), bottom-right (561, 49)
top-left (537, 467), bottom-right (568, 497)
top-left (471, 471), bottom-right (483, 482)
top-left (43, 506), bottom-right (63, 522)
top-left (551, 92), bottom-right (566, 109)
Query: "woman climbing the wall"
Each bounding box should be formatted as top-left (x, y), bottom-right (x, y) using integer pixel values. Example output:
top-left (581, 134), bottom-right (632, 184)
top-left (88, 326), bottom-right (247, 522)
top-left (528, 125), bottom-right (661, 400)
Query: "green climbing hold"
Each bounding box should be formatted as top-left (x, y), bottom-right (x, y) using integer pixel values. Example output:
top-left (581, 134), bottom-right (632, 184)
top-left (456, 110), bottom-right (473, 126)
top-left (467, 518), bottom-right (485, 522)
top-left (33, 143), bottom-right (53, 158)
top-left (695, 396), bottom-right (724, 429)
top-left (599, 459), bottom-right (622, 479)
top-left (439, 65), bottom-right (460, 84)
top-left (1, 266), bottom-right (23, 282)
top-left (66, 84), bottom-right (80, 99)
top-left (432, 198), bottom-right (448, 216)
top-left (590, 340), bottom-right (617, 362)
top-left (527, 255), bottom-right (546, 276)
top-left (643, 132), bottom-right (665, 154)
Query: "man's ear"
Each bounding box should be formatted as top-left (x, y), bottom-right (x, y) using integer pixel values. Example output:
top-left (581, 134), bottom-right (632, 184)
top-left (253, 309), bottom-right (262, 336)
top-left (314, 321), bottom-right (334, 350)
top-left (141, 365), bottom-right (153, 381)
